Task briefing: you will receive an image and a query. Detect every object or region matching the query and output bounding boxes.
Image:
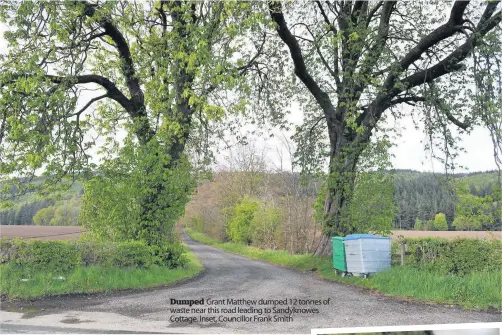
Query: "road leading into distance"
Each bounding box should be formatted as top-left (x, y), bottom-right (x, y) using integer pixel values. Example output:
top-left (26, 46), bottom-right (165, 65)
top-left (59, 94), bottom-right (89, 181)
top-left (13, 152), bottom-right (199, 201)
top-left (1, 231), bottom-right (500, 334)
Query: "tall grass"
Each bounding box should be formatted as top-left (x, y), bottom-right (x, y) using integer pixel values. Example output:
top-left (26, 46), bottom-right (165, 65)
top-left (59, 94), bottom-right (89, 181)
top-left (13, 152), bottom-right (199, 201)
top-left (0, 250), bottom-right (203, 299)
top-left (186, 228), bottom-right (501, 310)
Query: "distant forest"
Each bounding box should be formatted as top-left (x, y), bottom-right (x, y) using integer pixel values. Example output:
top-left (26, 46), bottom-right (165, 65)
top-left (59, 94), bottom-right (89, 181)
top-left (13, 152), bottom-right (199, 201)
top-left (0, 170), bottom-right (500, 231)
top-left (393, 170), bottom-right (500, 230)
top-left (0, 179), bottom-right (83, 227)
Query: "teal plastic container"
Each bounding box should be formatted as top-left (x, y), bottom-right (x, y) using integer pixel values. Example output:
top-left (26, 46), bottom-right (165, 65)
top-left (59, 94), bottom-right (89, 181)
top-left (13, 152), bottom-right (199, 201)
top-left (332, 237), bottom-right (347, 272)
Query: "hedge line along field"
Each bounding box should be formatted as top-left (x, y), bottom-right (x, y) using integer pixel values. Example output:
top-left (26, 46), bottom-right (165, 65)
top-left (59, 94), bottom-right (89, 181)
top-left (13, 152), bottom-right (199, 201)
top-left (390, 230), bottom-right (502, 240)
top-left (1, 226), bottom-right (501, 241)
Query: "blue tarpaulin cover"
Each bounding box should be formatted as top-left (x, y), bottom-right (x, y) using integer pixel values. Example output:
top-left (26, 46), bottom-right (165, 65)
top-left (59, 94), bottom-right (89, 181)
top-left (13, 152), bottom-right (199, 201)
top-left (343, 234), bottom-right (390, 240)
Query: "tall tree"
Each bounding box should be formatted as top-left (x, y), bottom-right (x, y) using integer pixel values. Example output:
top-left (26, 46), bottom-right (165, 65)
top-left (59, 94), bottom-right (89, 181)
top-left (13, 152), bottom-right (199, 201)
top-left (268, 0), bottom-right (502, 254)
top-left (0, 1), bottom-right (268, 243)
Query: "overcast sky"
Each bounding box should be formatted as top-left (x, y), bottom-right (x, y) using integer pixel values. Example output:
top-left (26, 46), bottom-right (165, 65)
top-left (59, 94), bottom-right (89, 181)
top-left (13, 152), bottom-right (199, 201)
top-left (0, 15), bottom-right (498, 175)
top-left (218, 110), bottom-right (498, 173)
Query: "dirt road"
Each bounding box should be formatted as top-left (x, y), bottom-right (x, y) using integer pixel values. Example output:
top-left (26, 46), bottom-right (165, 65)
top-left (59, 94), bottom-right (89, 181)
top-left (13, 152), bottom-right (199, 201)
top-left (0, 231), bottom-right (499, 334)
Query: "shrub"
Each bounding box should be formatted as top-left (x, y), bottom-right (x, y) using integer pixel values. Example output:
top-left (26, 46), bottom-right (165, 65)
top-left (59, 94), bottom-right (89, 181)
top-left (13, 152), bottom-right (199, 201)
top-left (414, 218), bottom-right (423, 231)
top-left (225, 196), bottom-right (261, 244)
top-left (433, 213), bottom-right (448, 231)
top-left (1, 239), bottom-right (188, 271)
top-left (77, 240), bottom-right (187, 269)
top-left (11, 239), bottom-right (81, 274)
top-left (0, 237), bottom-right (15, 264)
top-left (441, 238), bottom-right (502, 275)
top-left (32, 207), bottom-right (56, 226)
top-left (111, 241), bottom-right (153, 268)
top-left (75, 240), bottom-right (116, 267)
top-left (402, 237), bottom-right (502, 275)
top-left (249, 203), bottom-right (283, 249)
top-left (151, 242), bottom-right (187, 268)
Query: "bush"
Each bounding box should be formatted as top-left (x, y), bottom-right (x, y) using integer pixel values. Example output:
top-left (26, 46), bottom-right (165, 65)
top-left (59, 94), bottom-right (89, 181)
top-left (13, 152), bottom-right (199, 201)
top-left (112, 241), bottom-right (153, 268)
top-left (249, 203), bottom-right (283, 249)
top-left (225, 196), bottom-right (261, 244)
top-left (77, 240), bottom-right (187, 269)
top-left (1, 239), bottom-right (188, 271)
top-left (441, 238), bottom-right (502, 275)
top-left (414, 218), bottom-right (423, 231)
top-left (151, 242), bottom-right (187, 268)
top-left (403, 237), bottom-right (502, 275)
top-left (433, 213), bottom-right (448, 231)
top-left (75, 240), bottom-right (116, 267)
top-left (0, 237), bottom-right (15, 264)
top-left (11, 239), bottom-right (81, 274)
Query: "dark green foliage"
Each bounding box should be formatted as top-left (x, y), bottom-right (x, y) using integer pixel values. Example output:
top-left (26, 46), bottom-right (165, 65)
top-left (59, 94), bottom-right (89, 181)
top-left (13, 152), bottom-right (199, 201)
top-left (112, 241), bottom-right (154, 268)
top-left (403, 237), bottom-right (502, 275)
top-left (441, 239), bottom-right (502, 275)
top-left (109, 241), bottom-right (187, 269)
top-left (74, 240), bottom-right (116, 267)
top-left (9, 239), bottom-right (81, 274)
top-left (150, 242), bottom-right (188, 269)
top-left (1, 239), bottom-right (187, 271)
top-left (393, 170), bottom-right (501, 231)
top-left (393, 172), bottom-right (456, 229)
top-left (0, 200), bottom-right (55, 225)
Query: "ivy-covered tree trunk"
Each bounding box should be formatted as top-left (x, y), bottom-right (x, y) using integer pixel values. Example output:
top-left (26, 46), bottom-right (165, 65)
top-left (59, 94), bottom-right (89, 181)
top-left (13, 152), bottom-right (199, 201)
top-left (315, 120), bottom-right (369, 255)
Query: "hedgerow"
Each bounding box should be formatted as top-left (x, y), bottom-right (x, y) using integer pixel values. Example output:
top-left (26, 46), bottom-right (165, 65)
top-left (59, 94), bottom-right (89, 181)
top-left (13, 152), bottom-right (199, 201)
top-left (0, 238), bottom-right (187, 272)
top-left (397, 237), bottom-right (502, 275)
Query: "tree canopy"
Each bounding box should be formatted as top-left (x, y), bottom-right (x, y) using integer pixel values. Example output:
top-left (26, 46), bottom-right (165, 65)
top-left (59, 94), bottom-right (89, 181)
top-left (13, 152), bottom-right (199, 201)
top-left (0, 1), bottom-right (500, 250)
top-left (0, 0), bottom-right (272, 243)
top-left (267, 0), bottom-right (502, 253)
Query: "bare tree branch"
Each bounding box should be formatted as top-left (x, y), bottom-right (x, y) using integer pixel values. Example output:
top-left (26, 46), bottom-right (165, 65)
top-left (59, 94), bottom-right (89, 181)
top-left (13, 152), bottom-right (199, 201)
top-left (71, 93), bottom-right (109, 117)
top-left (399, 9), bottom-right (502, 93)
top-left (366, 1), bottom-right (383, 28)
top-left (82, 2), bottom-right (144, 111)
top-left (356, 1), bottom-right (396, 94)
top-left (238, 32), bottom-right (267, 74)
top-left (315, 1), bottom-right (340, 90)
top-left (269, 1), bottom-right (339, 127)
top-left (395, 0), bottom-right (471, 75)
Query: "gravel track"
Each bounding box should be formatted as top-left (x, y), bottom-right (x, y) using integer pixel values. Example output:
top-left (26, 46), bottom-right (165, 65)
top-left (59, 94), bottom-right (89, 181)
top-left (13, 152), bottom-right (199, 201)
top-left (0, 231), bottom-right (499, 334)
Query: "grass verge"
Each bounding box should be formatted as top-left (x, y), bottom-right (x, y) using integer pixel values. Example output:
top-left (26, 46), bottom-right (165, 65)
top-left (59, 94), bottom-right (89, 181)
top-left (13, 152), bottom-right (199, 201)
top-left (186, 228), bottom-right (501, 311)
top-left (0, 246), bottom-right (203, 299)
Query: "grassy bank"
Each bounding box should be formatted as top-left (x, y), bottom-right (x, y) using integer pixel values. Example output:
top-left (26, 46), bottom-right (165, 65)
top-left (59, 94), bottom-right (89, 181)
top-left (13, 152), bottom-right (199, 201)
top-left (0, 248), bottom-right (203, 299)
top-left (186, 228), bottom-right (501, 311)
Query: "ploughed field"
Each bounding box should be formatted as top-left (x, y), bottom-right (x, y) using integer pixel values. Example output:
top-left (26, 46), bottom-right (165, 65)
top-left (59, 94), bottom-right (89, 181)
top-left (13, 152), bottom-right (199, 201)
top-left (1, 225), bottom-right (501, 241)
top-left (390, 229), bottom-right (501, 240)
top-left (0, 225), bottom-right (87, 240)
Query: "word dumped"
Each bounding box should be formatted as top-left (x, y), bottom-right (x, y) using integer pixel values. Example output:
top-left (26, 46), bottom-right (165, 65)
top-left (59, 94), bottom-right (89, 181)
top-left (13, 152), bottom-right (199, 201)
top-left (168, 297), bottom-right (332, 324)
top-left (170, 298), bottom-right (205, 307)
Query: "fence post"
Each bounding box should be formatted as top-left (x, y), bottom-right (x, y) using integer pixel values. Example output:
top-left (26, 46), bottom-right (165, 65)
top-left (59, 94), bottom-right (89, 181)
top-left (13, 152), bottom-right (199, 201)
top-left (400, 240), bottom-right (406, 266)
